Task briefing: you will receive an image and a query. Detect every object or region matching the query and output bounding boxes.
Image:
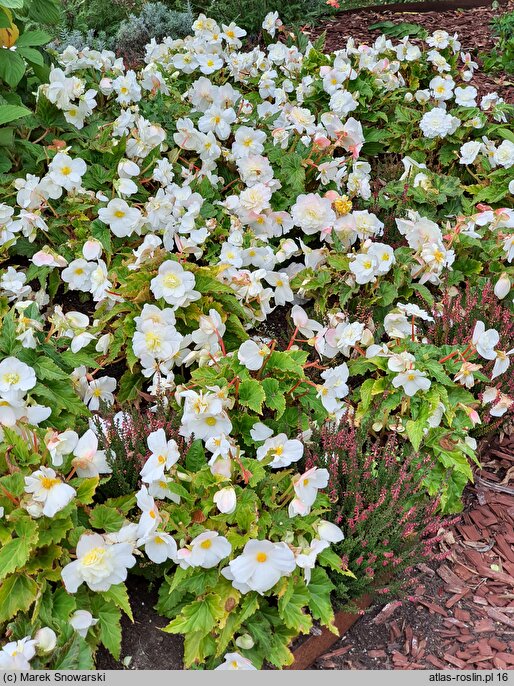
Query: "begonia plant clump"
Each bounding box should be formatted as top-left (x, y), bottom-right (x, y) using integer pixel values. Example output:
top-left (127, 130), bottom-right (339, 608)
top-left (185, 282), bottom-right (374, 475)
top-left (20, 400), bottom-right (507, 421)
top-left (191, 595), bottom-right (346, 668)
top-left (0, 10), bottom-right (513, 670)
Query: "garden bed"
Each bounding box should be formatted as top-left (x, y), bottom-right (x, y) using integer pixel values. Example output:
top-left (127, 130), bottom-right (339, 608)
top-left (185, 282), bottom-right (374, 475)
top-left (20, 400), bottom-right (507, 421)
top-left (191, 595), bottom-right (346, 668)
top-left (309, 0), bottom-right (514, 101)
top-left (1, 1), bottom-right (513, 672)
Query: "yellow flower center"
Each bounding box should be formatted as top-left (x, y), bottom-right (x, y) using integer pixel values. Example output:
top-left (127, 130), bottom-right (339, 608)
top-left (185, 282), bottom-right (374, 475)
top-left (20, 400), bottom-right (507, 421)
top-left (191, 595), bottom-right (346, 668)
top-left (60, 166), bottom-right (72, 176)
top-left (205, 417), bottom-right (217, 427)
top-left (41, 476), bottom-right (60, 490)
top-left (82, 547), bottom-right (105, 566)
top-left (256, 552), bottom-right (267, 563)
top-left (3, 372), bottom-right (20, 385)
top-left (157, 455), bottom-right (166, 464)
top-left (200, 538), bottom-right (212, 549)
top-left (114, 210), bottom-right (126, 218)
top-left (163, 272), bottom-right (181, 289)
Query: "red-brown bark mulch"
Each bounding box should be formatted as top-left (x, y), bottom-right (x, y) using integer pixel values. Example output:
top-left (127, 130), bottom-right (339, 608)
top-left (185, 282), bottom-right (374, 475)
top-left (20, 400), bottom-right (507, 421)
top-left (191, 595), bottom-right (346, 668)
top-left (316, 433), bottom-right (514, 670)
top-left (307, 1), bottom-right (514, 102)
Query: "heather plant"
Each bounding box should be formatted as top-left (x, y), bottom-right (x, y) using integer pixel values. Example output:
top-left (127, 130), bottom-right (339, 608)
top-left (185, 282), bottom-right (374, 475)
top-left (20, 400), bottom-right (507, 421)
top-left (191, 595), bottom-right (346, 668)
top-left (307, 421), bottom-right (454, 607)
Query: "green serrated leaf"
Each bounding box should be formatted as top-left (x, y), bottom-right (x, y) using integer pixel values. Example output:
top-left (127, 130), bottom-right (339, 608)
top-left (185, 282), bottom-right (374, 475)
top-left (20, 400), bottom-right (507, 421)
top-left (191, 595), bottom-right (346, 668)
top-left (238, 378), bottom-right (266, 414)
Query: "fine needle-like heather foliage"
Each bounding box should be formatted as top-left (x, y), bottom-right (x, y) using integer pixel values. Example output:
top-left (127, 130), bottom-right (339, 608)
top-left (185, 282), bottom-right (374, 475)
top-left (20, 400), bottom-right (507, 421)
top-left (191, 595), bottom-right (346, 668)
top-left (0, 8), bottom-right (513, 670)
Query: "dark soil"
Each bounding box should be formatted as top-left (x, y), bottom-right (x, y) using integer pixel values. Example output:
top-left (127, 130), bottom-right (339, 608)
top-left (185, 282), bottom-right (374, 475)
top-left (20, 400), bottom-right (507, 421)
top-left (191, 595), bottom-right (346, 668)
top-left (308, 1), bottom-right (514, 102)
top-left (96, 576), bottom-right (183, 670)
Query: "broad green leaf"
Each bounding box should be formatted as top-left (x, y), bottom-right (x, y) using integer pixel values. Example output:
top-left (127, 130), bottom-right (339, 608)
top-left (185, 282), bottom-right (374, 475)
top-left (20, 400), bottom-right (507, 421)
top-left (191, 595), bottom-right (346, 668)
top-left (0, 518), bottom-right (38, 580)
top-left (307, 567), bottom-right (337, 632)
top-left (0, 103), bottom-right (31, 125)
top-left (28, 0), bottom-right (61, 24)
top-left (163, 593), bottom-right (224, 637)
top-left (16, 29), bottom-right (52, 47)
top-left (73, 477), bottom-right (99, 504)
top-left (185, 439), bottom-right (207, 472)
top-left (0, 574), bottom-right (38, 622)
top-left (101, 584), bottom-right (133, 621)
top-left (278, 579), bottom-right (312, 634)
top-left (183, 632), bottom-right (216, 668)
top-left (52, 635), bottom-right (95, 670)
top-left (405, 418), bottom-right (425, 452)
top-left (0, 49), bottom-right (26, 87)
top-left (89, 504), bottom-right (125, 533)
top-left (93, 601), bottom-right (122, 660)
top-left (238, 378), bottom-right (265, 414)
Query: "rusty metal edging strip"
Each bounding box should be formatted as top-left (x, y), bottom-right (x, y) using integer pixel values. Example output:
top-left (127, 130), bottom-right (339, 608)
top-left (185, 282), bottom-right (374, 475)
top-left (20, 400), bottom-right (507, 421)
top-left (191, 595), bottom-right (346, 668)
top-left (287, 594), bottom-right (374, 670)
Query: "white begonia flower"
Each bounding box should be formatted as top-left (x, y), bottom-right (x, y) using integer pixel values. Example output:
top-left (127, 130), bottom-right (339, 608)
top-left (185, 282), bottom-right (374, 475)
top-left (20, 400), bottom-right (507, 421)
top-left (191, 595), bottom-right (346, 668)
top-left (187, 530), bottom-right (232, 568)
top-left (198, 105), bottom-right (236, 140)
top-left (0, 637), bottom-right (36, 670)
top-left (494, 274), bottom-right (511, 299)
top-left (24, 466), bottom-right (76, 517)
top-left (72, 429), bottom-right (112, 478)
top-left (136, 486), bottom-right (161, 538)
top-left (234, 634), bottom-right (254, 650)
top-left (388, 351), bottom-right (416, 373)
top-left (84, 376), bottom-right (117, 411)
top-left (459, 141), bottom-right (482, 165)
top-left (317, 520), bottom-right (345, 543)
top-left (392, 368), bottom-right (431, 397)
top-left (34, 627), bottom-right (57, 653)
top-left (45, 429), bottom-right (79, 467)
top-left (215, 652), bottom-right (257, 670)
top-left (213, 486), bottom-right (237, 514)
top-left (367, 242), bottom-right (395, 274)
top-left (295, 538), bottom-right (330, 583)
top-left (384, 312), bottom-right (411, 339)
top-left (289, 467), bottom-right (329, 517)
top-left (472, 321), bottom-right (499, 360)
top-left (349, 252), bottom-right (378, 284)
top-left (492, 349), bottom-right (514, 380)
top-left (420, 108), bottom-right (460, 139)
top-left (70, 610), bottom-right (98, 638)
top-left (98, 198), bottom-right (142, 238)
top-left (141, 531), bottom-right (178, 564)
top-left (48, 153), bottom-right (86, 191)
top-left (262, 10), bottom-right (281, 37)
top-left (61, 258), bottom-right (95, 292)
top-left (237, 339), bottom-right (269, 370)
top-left (291, 305), bottom-right (322, 339)
top-left (397, 303), bottom-right (434, 321)
top-left (82, 239), bottom-right (102, 261)
top-left (150, 260), bottom-right (200, 309)
top-left (429, 75), bottom-right (455, 101)
top-left (0, 357), bottom-right (36, 393)
top-left (455, 361), bottom-right (482, 388)
top-left (493, 140), bottom-right (514, 169)
top-left (61, 532), bottom-right (136, 593)
top-left (232, 126), bottom-right (267, 158)
top-left (32, 249), bottom-right (67, 268)
top-left (490, 394), bottom-right (514, 417)
top-left (454, 85), bottom-right (477, 107)
top-left (291, 193), bottom-right (336, 235)
top-left (250, 422), bottom-right (274, 442)
top-left (223, 539), bottom-right (296, 594)
top-left (256, 433), bottom-right (303, 468)
top-left (140, 428), bottom-right (180, 483)
top-left (318, 363), bottom-right (349, 413)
